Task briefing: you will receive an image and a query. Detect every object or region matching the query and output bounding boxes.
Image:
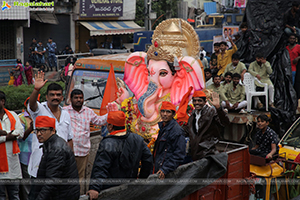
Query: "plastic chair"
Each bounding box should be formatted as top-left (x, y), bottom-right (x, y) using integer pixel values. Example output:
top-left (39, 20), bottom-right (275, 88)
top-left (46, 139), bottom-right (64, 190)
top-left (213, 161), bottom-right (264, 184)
top-left (243, 72), bottom-right (268, 112)
top-left (195, 12), bottom-right (206, 26)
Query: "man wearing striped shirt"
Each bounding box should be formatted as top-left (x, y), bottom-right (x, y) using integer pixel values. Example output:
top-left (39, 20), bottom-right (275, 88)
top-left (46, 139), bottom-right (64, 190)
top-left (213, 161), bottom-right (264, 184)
top-left (64, 89), bottom-right (108, 194)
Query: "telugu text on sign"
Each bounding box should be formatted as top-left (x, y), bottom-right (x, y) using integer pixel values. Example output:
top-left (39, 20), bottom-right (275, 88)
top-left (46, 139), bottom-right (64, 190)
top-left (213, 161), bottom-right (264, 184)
top-left (80, 0), bottom-right (123, 18)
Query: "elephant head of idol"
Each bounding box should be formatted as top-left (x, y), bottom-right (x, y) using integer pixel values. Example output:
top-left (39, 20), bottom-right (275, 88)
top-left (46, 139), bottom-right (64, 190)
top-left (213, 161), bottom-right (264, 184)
top-left (124, 18), bottom-right (205, 138)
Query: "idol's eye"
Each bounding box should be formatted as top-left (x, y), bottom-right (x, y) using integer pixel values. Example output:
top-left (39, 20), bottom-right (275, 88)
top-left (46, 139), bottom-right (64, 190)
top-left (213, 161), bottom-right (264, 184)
top-left (159, 70), bottom-right (168, 77)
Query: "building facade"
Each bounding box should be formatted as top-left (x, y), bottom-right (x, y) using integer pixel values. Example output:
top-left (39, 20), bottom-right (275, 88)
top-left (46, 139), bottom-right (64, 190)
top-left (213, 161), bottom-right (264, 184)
top-left (73, 0), bottom-right (142, 52)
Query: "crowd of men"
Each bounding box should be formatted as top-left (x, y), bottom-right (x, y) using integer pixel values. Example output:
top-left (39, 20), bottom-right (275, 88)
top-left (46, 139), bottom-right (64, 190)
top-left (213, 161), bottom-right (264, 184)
top-left (201, 1), bottom-right (300, 113)
top-left (2, 2), bottom-right (300, 198)
top-left (201, 14), bottom-right (280, 113)
top-left (0, 69), bottom-right (232, 200)
top-left (203, 44), bottom-right (275, 113)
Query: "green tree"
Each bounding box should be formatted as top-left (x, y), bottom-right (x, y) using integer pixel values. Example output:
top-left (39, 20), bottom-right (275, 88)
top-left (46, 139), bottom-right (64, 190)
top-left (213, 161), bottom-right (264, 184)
top-left (0, 81), bottom-right (65, 111)
top-left (135, 0), bottom-right (145, 27)
top-left (135, 0), bottom-right (179, 30)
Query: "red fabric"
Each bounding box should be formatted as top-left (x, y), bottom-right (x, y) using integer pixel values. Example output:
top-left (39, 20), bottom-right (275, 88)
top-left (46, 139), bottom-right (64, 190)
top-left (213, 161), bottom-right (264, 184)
top-left (0, 109), bottom-right (20, 173)
top-left (24, 65), bottom-right (33, 85)
top-left (160, 101), bottom-right (176, 112)
top-left (291, 153), bottom-right (300, 170)
top-left (286, 44), bottom-right (300, 72)
top-left (100, 64), bottom-right (118, 115)
top-left (176, 86), bottom-right (193, 123)
top-left (109, 129), bottom-right (126, 135)
top-left (24, 94), bottom-right (40, 107)
top-left (65, 63), bottom-right (70, 77)
top-left (35, 116), bottom-right (55, 128)
top-left (193, 90), bottom-right (206, 98)
top-left (107, 111), bottom-right (126, 126)
top-left (24, 97), bottom-right (30, 107)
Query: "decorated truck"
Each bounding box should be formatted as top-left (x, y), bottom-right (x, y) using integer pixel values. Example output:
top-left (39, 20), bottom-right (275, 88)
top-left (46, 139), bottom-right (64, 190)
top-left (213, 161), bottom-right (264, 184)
top-left (66, 18), bottom-right (294, 200)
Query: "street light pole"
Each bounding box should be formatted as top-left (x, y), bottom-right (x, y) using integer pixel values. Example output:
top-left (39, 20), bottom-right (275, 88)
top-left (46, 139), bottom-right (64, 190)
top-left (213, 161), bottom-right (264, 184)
top-left (144, 0), bottom-right (149, 31)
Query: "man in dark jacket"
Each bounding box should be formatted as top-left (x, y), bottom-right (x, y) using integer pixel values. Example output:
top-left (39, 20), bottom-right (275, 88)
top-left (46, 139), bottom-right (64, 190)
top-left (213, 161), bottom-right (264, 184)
top-left (87, 111), bottom-right (152, 200)
top-left (29, 116), bottom-right (80, 200)
top-left (153, 101), bottom-right (186, 179)
top-left (185, 91), bottom-right (230, 161)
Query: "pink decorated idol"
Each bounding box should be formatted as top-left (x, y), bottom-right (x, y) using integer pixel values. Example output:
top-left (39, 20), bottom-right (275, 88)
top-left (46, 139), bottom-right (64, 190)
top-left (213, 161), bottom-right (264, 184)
top-left (124, 19), bottom-right (205, 139)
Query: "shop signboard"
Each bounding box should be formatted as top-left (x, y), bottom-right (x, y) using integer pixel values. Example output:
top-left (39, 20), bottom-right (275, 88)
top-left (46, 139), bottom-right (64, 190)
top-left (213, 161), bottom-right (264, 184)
top-left (80, 0), bottom-right (123, 18)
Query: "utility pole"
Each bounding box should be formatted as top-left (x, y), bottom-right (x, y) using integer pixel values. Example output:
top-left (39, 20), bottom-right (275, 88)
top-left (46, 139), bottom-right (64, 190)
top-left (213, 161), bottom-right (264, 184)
top-left (144, 0), bottom-right (149, 30)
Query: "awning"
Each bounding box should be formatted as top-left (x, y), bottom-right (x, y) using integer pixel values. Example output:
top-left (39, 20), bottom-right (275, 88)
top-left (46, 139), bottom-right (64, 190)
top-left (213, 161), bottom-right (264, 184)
top-left (30, 11), bottom-right (58, 24)
top-left (79, 21), bottom-right (144, 36)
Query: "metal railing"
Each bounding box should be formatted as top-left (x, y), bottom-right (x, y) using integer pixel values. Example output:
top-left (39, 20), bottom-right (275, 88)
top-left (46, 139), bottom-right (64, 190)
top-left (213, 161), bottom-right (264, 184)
top-left (55, 52), bottom-right (93, 69)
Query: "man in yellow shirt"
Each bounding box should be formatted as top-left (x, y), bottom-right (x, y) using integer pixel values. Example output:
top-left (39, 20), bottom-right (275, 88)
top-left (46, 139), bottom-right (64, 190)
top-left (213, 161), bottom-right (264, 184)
top-left (217, 37), bottom-right (238, 76)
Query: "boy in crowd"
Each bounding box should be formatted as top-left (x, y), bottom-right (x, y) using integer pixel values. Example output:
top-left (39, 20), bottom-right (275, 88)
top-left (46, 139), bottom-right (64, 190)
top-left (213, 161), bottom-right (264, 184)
top-left (205, 68), bottom-right (213, 87)
top-left (221, 72), bottom-right (232, 87)
top-left (210, 43), bottom-right (220, 75)
top-left (222, 53), bottom-right (247, 81)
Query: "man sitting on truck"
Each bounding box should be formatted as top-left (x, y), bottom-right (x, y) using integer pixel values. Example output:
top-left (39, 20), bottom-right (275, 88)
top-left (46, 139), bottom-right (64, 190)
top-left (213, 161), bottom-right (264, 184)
top-left (222, 53), bottom-right (247, 81)
top-left (185, 91), bottom-right (230, 161)
top-left (205, 68), bottom-right (213, 87)
top-left (206, 75), bottom-right (227, 103)
top-left (221, 72), bottom-right (232, 87)
top-left (284, 1), bottom-right (300, 37)
top-left (248, 52), bottom-right (275, 109)
top-left (221, 73), bottom-right (247, 114)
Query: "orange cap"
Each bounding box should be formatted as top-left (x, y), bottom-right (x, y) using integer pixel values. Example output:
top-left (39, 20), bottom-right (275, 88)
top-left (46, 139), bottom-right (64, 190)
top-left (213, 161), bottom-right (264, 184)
top-left (35, 116), bottom-right (56, 129)
top-left (193, 90), bottom-right (206, 98)
top-left (160, 101), bottom-right (176, 112)
top-left (107, 111), bottom-right (126, 126)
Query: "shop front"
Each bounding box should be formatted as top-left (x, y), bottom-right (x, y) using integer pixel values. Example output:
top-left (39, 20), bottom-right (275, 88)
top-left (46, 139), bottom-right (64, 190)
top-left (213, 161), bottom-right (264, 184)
top-left (75, 0), bottom-right (142, 52)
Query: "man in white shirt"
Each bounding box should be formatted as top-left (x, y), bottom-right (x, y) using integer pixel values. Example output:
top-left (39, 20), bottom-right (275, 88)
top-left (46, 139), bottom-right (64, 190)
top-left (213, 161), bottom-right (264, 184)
top-left (0, 91), bottom-right (24, 200)
top-left (205, 68), bottom-right (213, 87)
top-left (27, 71), bottom-right (73, 178)
top-left (200, 53), bottom-right (208, 69)
top-left (199, 46), bottom-right (207, 57)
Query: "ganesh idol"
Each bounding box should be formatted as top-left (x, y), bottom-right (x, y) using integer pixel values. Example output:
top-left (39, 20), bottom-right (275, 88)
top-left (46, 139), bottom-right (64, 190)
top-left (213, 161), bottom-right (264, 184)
top-left (123, 18), bottom-right (205, 140)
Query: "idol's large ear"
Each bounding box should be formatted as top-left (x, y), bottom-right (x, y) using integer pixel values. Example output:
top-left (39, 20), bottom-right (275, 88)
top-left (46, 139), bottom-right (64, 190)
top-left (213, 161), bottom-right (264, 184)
top-left (171, 56), bottom-right (205, 105)
top-left (124, 52), bottom-right (149, 100)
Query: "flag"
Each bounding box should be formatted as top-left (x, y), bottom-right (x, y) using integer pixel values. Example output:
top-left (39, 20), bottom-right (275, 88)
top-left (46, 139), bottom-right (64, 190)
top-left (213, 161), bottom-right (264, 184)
top-left (100, 64), bottom-right (118, 115)
top-left (176, 86), bottom-right (193, 123)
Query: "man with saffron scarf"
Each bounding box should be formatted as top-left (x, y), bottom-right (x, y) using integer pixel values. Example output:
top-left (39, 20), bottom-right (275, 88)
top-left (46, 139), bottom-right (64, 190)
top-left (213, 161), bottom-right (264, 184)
top-left (87, 111), bottom-right (152, 200)
top-left (0, 91), bottom-right (24, 200)
top-left (185, 91), bottom-right (230, 161)
top-left (153, 101), bottom-right (186, 180)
